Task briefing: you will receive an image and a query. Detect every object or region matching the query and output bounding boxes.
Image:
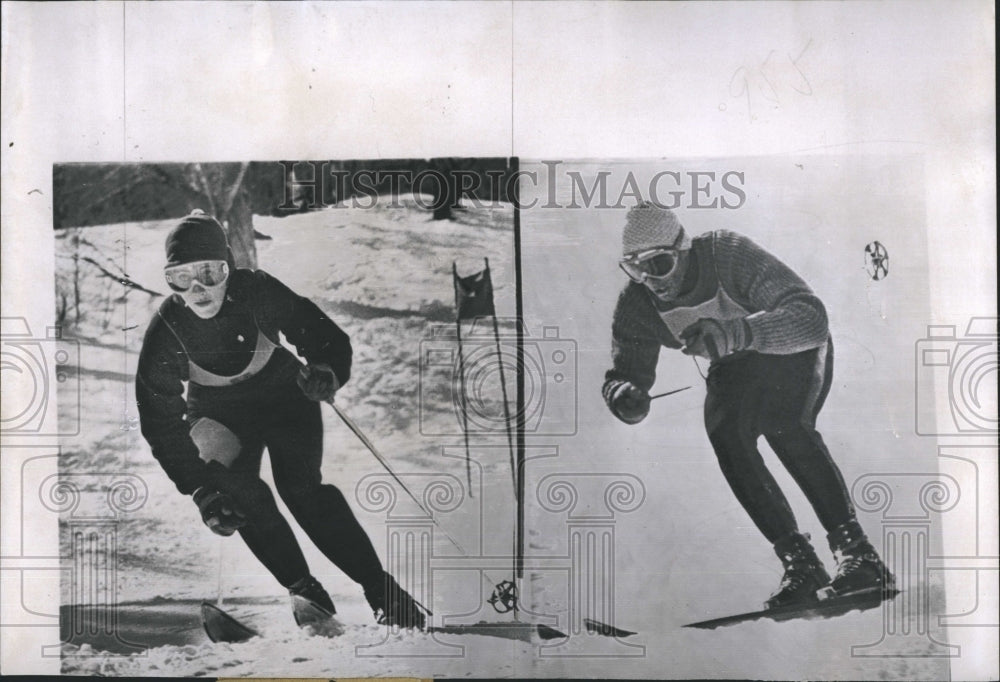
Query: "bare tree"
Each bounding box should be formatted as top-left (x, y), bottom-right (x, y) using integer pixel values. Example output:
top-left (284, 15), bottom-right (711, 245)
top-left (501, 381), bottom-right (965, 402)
top-left (191, 163), bottom-right (256, 269)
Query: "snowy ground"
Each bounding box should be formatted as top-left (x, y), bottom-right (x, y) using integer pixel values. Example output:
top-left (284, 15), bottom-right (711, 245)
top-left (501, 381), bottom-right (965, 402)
top-left (54, 158), bottom-right (956, 679)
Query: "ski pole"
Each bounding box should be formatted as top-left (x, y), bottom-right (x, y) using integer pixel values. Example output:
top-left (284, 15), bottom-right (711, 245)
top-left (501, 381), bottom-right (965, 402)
top-left (216, 535), bottom-right (225, 607)
top-left (649, 386), bottom-right (691, 401)
top-left (326, 399), bottom-right (433, 517)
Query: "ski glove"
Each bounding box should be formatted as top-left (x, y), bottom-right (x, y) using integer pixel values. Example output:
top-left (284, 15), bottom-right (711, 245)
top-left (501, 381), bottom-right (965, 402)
top-left (603, 380), bottom-right (651, 425)
top-left (680, 318), bottom-right (752, 360)
top-left (297, 363), bottom-right (341, 402)
top-left (193, 486), bottom-right (248, 536)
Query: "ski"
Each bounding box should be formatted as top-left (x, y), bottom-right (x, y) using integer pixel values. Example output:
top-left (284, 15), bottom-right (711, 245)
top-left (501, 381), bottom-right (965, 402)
top-left (583, 617), bottom-right (637, 637)
top-left (201, 598), bottom-right (345, 643)
top-left (683, 586), bottom-right (900, 630)
top-left (201, 603), bottom-right (633, 644)
top-left (200, 602), bottom-right (559, 643)
top-left (432, 618), bottom-right (638, 641)
top-left (291, 595), bottom-right (346, 637)
top-left (200, 602), bottom-right (259, 643)
top-left (430, 621), bottom-right (566, 642)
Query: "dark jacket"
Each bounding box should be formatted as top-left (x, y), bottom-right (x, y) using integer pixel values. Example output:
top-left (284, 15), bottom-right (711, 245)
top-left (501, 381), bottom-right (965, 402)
top-left (135, 269), bottom-right (352, 494)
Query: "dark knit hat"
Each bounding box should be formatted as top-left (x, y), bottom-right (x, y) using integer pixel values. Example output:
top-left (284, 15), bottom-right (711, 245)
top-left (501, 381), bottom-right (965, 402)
top-left (164, 210), bottom-right (232, 267)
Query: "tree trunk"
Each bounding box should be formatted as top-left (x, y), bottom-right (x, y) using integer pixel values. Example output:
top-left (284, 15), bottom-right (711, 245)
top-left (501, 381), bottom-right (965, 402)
top-left (222, 185), bottom-right (257, 270)
top-left (431, 157), bottom-right (458, 221)
top-left (193, 163), bottom-right (257, 270)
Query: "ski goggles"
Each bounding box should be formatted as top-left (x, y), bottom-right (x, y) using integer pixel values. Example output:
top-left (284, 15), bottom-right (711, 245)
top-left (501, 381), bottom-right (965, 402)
top-left (164, 260), bottom-right (230, 292)
top-left (619, 248), bottom-right (680, 283)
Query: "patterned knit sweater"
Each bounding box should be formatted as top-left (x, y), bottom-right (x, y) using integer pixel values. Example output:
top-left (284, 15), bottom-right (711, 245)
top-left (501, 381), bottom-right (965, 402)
top-left (604, 230), bottom-right (829, 394)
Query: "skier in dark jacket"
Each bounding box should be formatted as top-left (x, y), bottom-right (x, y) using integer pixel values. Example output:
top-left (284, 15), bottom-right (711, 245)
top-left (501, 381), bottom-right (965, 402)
top-left (603, 202), bottom-right (893, 608)
top-left (136, 211), bottom-right (425, 629)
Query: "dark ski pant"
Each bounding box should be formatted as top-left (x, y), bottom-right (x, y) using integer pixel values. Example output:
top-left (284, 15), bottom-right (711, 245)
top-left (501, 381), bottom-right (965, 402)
top-left (189, 392), bottom-right (384, 592)
top-left (703, 338), bottom-right (855, 544)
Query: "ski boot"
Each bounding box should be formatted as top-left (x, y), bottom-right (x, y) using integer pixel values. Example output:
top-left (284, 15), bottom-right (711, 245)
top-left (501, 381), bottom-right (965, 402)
top-left (827, 519), bottom-right (895, 595)
top-left (289, 575), bottom-right (336, 627)
top-left (364, 572), bottom-right (428, 630)
top-left (765, 532), bottom-right (831, 609)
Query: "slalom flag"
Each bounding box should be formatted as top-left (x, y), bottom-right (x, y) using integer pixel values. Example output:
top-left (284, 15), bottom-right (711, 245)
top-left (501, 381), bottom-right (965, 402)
top-left (454, 266), bottom-right (496, 320)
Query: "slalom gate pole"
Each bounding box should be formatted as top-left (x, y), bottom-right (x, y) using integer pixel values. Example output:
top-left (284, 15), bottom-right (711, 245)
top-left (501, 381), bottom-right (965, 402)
top-left (512, 159), bottom-right (525, 618)
top-left (485, 259), bottom-right (517, 492)
top-left (453, 262), bottom-right (474, 497)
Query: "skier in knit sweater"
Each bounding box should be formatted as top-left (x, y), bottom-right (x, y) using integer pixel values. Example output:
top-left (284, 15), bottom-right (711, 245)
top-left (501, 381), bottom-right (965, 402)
top-left (136, 211), bottom-right (426, 629)
top-left (603, 202), bottom-right (894, 608)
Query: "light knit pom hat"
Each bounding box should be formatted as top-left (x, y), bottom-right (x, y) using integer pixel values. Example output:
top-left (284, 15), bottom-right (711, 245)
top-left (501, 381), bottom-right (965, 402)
top-left (622, 201), bottom-right (691, 256)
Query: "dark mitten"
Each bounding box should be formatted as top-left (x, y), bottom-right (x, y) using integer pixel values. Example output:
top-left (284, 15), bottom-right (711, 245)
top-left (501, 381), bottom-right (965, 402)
top-left (603, 379), bottom-right (651, 425)
top-left (297, 363), bottom-right (341, 402)
top-left (193, 485), bottom-right (248, 536)
top-left (680, 317), bottom-right (751, 360)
